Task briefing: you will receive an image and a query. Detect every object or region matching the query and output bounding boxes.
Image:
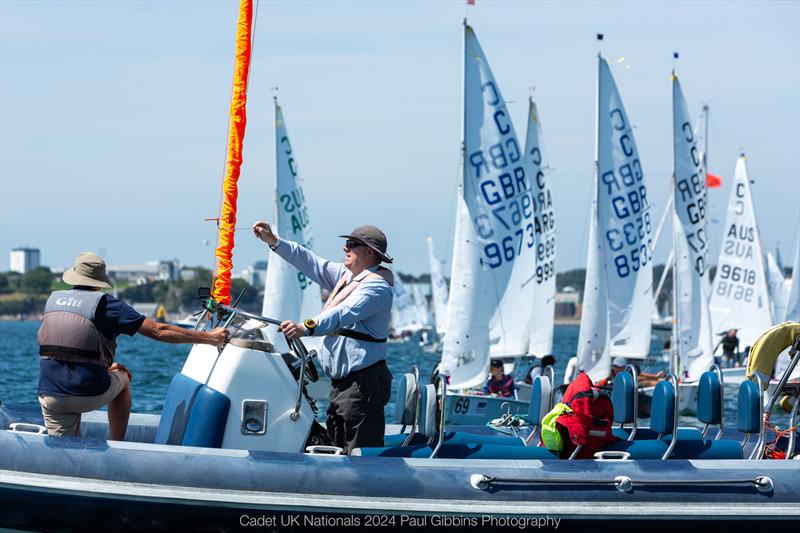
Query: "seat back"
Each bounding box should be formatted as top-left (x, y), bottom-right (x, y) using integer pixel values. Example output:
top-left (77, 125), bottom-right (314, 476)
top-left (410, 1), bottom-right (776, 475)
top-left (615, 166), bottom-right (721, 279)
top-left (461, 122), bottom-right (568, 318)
top-left (527, 375), bottom-right (552, 425)
top-left (155, 374), bottom-right (230, 448)
top-left (611, 371), bottom-right (635, 424)
top-left (393, 372), bottom-right (417, 426)
top-left (737, 379), bottom-right (762, 455)
top-left (650, 379), bottom-right (676, 437)
top-left (697, 369), bottom-right (723, 438)
top-left (417, 384), bottom-right (438, 439)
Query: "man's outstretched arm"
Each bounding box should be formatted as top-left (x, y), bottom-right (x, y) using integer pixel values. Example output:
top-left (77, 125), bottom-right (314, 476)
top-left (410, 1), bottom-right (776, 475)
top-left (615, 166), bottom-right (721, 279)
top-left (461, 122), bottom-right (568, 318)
top-left (138, 318), bottom-right (228, 346)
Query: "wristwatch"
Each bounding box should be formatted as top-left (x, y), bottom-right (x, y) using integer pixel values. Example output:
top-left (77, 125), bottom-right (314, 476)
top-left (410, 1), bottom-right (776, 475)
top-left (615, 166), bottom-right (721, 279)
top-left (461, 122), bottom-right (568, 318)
top-left (304, 318), bottom-right (317, 336)
top-left (269, 240), bottom-right (279, 251)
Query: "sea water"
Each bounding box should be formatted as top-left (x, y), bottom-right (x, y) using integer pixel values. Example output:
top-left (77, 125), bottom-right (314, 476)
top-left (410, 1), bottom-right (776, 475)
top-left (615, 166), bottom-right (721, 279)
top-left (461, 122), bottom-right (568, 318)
top-left (0, 321), bottom-right (790, 429)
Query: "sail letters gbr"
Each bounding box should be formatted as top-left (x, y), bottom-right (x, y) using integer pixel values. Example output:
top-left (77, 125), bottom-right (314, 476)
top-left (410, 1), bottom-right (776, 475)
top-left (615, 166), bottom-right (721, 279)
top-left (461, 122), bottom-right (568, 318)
top-left (598, 59), bottom-right (652, 281)
top-left (467, 85), bottom-right (538, 269)
top-left (673, 77), bottom-right (710, 277)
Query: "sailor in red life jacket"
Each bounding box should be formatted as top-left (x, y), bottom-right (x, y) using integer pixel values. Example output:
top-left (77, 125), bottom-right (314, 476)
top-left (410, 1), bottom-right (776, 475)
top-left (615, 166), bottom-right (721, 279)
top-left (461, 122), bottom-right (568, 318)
top-left (482, 359), bottom-right (516, 397)
top-left (253, 221), bottom-right (394, 453)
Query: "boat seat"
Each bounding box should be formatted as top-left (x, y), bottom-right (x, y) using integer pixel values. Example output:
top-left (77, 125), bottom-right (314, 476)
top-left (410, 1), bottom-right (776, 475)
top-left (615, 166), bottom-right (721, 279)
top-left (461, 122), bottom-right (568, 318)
top-left (603, 377), bottom-right (743, 459)
top-left (737, 379), bottom-right (762, 455)
top-left (667, 370), bottom-right (742, 459)
top-left (357, 384), bottom-right (538, 457)
top-left (154, 374), bottom-right (230, 448)
top-left (610, 370), bottom-right (702, 441)
top-left (394, 372), bottom-right (417, 427)
top-left (383, 373), bottom-right (527, 448)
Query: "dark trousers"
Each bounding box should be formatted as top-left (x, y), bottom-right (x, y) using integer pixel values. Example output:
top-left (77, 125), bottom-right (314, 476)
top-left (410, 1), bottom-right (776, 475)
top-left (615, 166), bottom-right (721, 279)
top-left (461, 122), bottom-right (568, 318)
top-left (327, 361), bottom-right (392, 453)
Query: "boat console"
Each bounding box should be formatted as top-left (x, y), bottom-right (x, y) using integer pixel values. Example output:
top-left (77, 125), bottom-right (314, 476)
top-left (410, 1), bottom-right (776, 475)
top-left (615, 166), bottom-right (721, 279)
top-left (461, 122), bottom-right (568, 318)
top-left (175, 305), bottom-right (319, 453)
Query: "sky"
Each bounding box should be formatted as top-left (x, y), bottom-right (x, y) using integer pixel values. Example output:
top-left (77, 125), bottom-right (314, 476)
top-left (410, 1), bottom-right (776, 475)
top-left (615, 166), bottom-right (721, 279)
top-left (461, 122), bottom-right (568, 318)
top-left (1, 0), bottom-right (798, 277)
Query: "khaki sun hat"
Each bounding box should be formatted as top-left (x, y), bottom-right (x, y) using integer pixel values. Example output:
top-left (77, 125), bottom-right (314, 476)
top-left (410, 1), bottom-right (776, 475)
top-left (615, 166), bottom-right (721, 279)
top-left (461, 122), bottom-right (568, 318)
top-left (62, 252), bottom-right (113, 289)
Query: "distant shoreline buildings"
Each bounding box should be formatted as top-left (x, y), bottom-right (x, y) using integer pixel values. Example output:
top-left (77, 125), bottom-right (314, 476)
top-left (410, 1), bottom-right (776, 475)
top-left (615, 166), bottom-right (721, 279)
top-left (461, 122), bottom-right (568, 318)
top-left (9, 248), bottom-right (40, 274)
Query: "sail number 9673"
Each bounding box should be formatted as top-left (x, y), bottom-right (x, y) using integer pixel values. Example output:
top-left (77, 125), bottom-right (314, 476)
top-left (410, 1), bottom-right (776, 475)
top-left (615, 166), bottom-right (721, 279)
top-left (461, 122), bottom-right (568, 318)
top-left (483, 224), bottom-right (535, 268)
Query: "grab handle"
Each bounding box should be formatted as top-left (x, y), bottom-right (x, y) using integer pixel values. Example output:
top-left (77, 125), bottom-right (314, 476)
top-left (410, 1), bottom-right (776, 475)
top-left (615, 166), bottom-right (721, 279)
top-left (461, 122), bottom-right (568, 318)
top-left (305, 445), bottom-right (344, 456)
top-left (593, 450), bottom-right (631, 461)
top-left (9, 423), bottom-right (47, 435)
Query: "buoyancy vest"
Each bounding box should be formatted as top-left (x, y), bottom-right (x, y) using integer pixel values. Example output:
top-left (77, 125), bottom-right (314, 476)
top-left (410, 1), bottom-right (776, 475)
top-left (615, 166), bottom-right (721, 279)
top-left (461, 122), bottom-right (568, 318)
top-left (38, 289), bottom-right (116, 367)
top-left (486, 374), bottom-right (515, 397)
top-left (322, 266), bottom-right (394, 342)
top-left (721, 335), bottom-right (738, 353)
top-left (540, 372), bottom-right (618, 458)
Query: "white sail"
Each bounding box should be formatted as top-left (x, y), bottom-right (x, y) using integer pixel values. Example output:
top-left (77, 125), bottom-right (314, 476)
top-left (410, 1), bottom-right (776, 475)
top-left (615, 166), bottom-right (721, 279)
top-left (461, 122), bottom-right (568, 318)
top-left (577, 194), bottom-right (610, 381)
top-left (411, 283), bottom-right (434, 328)
top-left (391, 274), bottom-right (424, 333)
top-left (786, 231), bottom-right (800, 322)
top-left (441, 25), bottom-right (537, 389)
top-left (427, 236), bottom-right (450, 336)
top-left (672, 75), bottom-right (714, 381)
top-left (523, 98), bottom-right (556, 356)
top-left (578, 55), bottom-right (653, 377)
top-left (766, 252), bottom-right (790, 323)
top-left (262, 101), bottom-right (321, 352)
top-left (709, 156), bottom-right (773, 349)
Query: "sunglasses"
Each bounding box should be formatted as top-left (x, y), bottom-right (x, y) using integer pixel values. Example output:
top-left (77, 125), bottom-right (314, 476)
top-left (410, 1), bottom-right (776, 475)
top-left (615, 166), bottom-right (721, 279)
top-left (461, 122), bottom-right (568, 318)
top-left (344, 239), bottom-right (365, 250)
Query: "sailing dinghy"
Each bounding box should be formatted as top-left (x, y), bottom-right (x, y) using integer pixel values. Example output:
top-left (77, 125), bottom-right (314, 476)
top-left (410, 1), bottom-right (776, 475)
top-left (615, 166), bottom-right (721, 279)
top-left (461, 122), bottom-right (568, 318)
top-left (439, 24), bottom-right (546, 424)
top-left (261, 99), bottom-right (328, 398)
top-left (576, 54), bottom-right (653, 384)
top-left (709, 155), bottom-right (774, 350)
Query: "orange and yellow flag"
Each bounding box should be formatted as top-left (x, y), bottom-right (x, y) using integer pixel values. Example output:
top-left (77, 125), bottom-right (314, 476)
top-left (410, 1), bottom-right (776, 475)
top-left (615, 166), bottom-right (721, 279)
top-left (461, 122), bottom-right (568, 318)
top-left (212, 0), bottom-right (253, 305)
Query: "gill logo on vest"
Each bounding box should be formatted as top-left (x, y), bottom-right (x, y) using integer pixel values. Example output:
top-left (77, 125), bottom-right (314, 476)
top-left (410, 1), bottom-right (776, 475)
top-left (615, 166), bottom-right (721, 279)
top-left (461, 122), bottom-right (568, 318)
top-left (55, 297), bottom-right (83, 308)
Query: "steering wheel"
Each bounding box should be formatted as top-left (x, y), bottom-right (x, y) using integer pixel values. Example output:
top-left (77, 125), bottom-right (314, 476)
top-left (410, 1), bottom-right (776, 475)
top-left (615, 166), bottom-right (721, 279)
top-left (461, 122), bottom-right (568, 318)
top-left (289, 338), bottom-right (319, 383)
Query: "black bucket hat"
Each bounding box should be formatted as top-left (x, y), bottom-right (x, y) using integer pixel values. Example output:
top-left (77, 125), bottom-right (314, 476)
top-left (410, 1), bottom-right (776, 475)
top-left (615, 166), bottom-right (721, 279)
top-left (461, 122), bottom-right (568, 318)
top-left (339, 225), bottom-right (393, 264)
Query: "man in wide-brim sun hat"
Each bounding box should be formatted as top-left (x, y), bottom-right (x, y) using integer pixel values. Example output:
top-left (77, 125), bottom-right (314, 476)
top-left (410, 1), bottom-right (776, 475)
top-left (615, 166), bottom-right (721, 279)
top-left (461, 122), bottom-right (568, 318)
top-left (253, 221), bottom-right (394, 453)
top-left (37, 252), bottom-right (228, 440)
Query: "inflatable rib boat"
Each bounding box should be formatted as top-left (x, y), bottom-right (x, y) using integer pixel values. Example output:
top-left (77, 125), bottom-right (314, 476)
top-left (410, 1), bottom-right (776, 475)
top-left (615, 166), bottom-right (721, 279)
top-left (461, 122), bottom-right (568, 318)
top-left (2, 306), bottom-right (799, 531)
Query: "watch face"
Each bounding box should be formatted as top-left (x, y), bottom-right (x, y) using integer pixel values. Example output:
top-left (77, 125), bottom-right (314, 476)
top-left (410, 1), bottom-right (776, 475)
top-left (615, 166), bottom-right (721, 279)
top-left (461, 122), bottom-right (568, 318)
top-left (304, 319), bottom-right (316, 329)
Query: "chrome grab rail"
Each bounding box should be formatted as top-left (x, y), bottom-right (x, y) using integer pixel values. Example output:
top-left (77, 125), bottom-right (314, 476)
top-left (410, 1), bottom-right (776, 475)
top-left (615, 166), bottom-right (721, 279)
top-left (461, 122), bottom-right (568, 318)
top-left (748, 374), bottom-right (766, 460)
top-left (662, 373), bottom-right (679, 460)
top-left (430, 375), bottom-right (448, 458)
top-left (544, 365), bottom-right (556, 411)
top-left (401, 366), bottom-right (421, 447)
top-left (787, 392), bottom-right (800, 459)
top-left (764, 335), bottom-right (800, 414)
top-left (709, 364), bottom-right (725, 440)
top-left (624, 363), bottom-right (639, 441)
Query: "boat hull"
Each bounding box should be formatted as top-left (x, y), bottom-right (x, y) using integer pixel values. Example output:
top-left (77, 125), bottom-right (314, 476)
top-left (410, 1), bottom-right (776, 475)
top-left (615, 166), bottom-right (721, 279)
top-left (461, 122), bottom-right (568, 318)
top-left (2, 395), bottom-right (799, 532)
top-left (2, 430), bottom-right (799, 531)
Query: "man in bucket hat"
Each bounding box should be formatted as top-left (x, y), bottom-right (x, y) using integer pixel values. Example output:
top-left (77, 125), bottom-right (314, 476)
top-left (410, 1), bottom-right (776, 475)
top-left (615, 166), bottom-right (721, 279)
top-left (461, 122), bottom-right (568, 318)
top-left (37, 252), bottom-right (228, 440)
top-left (253, 221), bottom-right (394, 453)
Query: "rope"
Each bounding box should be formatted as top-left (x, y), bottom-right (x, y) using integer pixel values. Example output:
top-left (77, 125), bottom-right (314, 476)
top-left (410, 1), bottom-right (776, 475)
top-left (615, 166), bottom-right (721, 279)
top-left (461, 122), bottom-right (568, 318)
top-left (763, 413), bottom-right (797, 460)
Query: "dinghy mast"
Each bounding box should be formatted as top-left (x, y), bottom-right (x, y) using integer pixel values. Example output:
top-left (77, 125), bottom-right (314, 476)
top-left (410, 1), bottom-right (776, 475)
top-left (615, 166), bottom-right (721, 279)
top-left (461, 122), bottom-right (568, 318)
top-left (212, 0), bottom-right (254, 305)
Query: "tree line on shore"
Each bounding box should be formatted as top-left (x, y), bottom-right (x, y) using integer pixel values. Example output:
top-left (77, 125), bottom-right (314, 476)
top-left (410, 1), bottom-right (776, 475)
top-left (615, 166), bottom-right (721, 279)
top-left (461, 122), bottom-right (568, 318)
top-left (0, 264), bottom-right (682, 318)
